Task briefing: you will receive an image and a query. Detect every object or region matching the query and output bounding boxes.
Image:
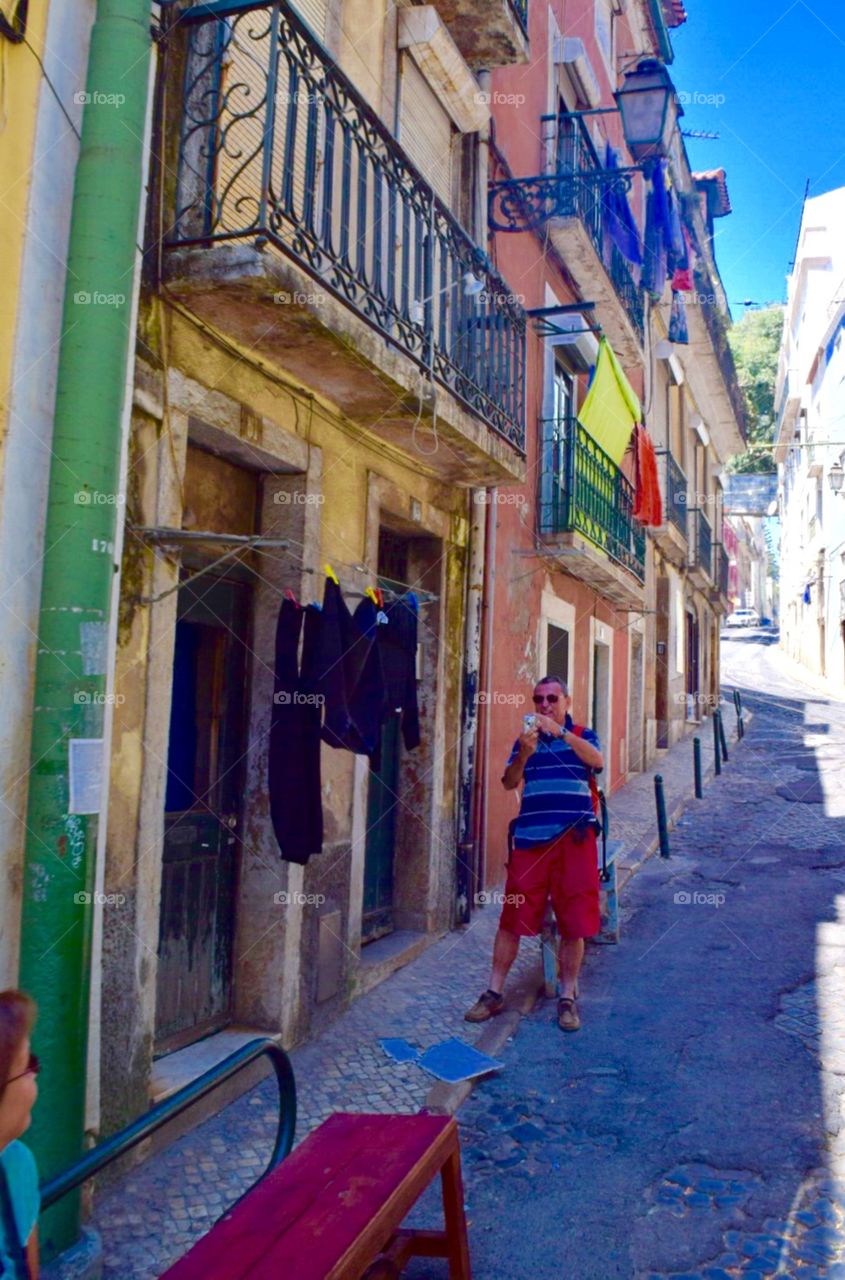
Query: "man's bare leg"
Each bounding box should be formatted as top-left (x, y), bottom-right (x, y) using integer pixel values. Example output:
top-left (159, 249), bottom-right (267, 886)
top-left (490, 926), bottom-right (520, 993)
top-left (558, 937), bottom-right (584, 1000)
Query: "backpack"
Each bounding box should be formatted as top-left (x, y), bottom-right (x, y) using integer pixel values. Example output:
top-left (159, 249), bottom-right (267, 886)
top-left (571, 725), bottom-right (601, 820)
top-left (572, 725), bottom-right (610, 882)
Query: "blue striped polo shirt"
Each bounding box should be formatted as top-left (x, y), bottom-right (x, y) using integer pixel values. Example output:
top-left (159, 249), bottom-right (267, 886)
top-left (507, 715), bottom-right (602, 848)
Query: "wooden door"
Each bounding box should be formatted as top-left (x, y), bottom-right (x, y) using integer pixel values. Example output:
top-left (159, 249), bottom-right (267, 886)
top-left (362, 711), bottom-right (401, 942)
top-left (155, 572), bottom-right (251, 1053)
top-left (685, 609), bottom-right (700, 713)
top-left (362, 530), bottom-right (411, 944)
top-left (655, 574), bottom-right (669, 747)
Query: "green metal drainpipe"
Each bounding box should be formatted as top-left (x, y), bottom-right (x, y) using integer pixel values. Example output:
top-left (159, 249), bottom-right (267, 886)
top-left (17, 0), bottom-right (151, 1256)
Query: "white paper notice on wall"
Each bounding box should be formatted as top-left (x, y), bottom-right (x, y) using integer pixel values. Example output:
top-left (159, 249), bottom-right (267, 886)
top-left (68, 738), bottom-right (105, 815)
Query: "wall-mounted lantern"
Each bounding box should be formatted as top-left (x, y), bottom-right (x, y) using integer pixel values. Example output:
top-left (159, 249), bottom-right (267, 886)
top-left (615, 59), bottom-right (681, 162)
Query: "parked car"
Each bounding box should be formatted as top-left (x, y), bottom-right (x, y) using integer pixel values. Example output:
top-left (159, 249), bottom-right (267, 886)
top-left (725, 608), bottom-right (761, 628)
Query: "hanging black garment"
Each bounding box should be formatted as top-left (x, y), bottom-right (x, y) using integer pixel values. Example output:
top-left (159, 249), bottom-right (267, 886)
top-left (377, 595), bottom-right (420, 751)
top-left (268, 598), bottom-right (323, 864)
top-left (316, 579), bottom-right (387, 756)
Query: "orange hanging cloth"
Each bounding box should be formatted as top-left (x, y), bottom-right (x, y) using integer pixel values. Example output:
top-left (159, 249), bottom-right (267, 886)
top-left (632, 424), bottom-right (663, 526)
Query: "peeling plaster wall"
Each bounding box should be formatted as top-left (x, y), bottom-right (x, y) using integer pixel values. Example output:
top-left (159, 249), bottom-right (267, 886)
top-left (98, 302), bottom-right (469, 1129)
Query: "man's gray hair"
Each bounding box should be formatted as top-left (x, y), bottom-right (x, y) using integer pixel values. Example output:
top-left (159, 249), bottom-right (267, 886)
top-left (536, 674), bottom-right (568, 695)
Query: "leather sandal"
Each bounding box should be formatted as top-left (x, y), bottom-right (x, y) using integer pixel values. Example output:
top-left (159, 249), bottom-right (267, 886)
top-left (557, 996), bottom-right (581, 1032)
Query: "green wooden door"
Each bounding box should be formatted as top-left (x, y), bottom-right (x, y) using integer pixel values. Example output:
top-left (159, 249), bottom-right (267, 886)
top-left (363, 711), bottom-right (401, 942)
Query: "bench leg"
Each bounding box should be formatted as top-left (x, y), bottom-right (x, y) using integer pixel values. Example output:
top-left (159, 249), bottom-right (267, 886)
top-left (440, 1143), bottom-right (472, 1280)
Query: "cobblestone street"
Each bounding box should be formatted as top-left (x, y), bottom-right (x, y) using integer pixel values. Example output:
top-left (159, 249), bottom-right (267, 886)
top-left (80, 631), bottom-right (845, 1279)
top-left (403, 632), bottom-right (845, 1279)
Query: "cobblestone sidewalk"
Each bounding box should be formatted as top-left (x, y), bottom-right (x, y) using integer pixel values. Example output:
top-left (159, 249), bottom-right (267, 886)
top-left (83, 709), bottom-right (731, 1278)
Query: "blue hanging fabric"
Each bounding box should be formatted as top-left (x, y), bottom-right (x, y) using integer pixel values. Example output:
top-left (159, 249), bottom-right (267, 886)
top-left (642, 160), bottom-right (669, 298)
top-left (602, 143), bottom-right (642, 266)
top-left (668, 290), bottom-right (689, 345)
top-left (803, 583), bottom-right (812, 605)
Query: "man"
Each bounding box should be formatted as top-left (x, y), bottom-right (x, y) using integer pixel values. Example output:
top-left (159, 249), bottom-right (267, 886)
top-left (465, 675), bottom-right (604, 1032)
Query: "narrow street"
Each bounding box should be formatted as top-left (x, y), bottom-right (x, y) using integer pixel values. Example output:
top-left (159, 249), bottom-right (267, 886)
top-left (406, 633), bottom-right (845, 1279)
top-left (6, 2), bottom-right (841, 1273)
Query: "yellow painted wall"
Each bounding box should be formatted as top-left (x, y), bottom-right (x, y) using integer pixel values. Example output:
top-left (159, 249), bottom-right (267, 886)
top-left (0, 9), bottom-right (50, 450)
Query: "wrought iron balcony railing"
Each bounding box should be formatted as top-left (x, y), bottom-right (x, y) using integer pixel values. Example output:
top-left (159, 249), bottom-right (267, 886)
top-left (489, 113), bottom-right (644, 342)
top-left (169, 0), bottom-right (526, 451)
top-left (538, 417), bottom-right (646, 582)
top-left (691, 508), bottom-right (713, 580)
top-left (656, 449), bottom-right (688, 538)
top-left (509, 0), bottom-right (529, 35)
top-left (692, 272), bottom-right (746, 440)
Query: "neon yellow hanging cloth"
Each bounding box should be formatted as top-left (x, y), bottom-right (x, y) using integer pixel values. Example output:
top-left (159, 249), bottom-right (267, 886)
top-left (576, 338), bottom-right (641, 465)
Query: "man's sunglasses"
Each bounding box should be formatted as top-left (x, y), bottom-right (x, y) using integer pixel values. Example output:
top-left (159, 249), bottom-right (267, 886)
top-left (532, 694), bottom-right (559, 704)
top-left (7, 1053), bottom-right (39, 1084)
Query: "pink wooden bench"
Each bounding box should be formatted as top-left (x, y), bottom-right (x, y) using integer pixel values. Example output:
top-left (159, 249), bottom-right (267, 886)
top-left (159, 1112), bottom-right (471, 1279)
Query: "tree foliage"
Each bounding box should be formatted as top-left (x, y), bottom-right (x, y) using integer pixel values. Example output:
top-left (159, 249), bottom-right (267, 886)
top-left (727, 305), bottom-right (784, 474)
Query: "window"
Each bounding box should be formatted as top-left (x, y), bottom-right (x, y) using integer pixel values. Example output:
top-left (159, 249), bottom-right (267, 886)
top-left (546, 624), bottom-right (570, 686)
top-left (552, 355), bottom-right (575, 423)
top-left (540, 350), bottom-right (578, 528)
top-left (400, 55), bottom-right (456, 209)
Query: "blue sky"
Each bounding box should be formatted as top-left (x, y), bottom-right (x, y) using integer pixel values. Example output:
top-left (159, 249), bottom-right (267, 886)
top-left (670, 0), bottom-right (845, 315)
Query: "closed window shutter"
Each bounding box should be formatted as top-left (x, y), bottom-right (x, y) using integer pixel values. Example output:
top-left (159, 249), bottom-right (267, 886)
top-left (290, 0), bottom-right (328, 41)
top-left (399, 55), bottom-right (454, 208)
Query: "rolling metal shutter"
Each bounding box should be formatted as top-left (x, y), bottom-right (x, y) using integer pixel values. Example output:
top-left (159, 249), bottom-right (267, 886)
top-left (290, 0), bottom-right (328, 41)
top-left (399, 54), bottom-right (455, 208)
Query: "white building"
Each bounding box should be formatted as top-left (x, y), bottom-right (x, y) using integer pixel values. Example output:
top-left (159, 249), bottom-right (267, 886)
top-left (775, 188), bottom-right (845, 683)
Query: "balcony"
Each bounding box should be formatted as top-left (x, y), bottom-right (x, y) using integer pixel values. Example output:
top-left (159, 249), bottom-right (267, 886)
top-left (652, 449), bottom-right (688, 566)
top-left (685, 271), bottom-right (746, 450)
top-left (165, 0), bottom-right (526, 486)
top-left (489, 114), bottom-right (645, 365)
top-left (807, 439), bottom-right (823, 478)
top-left (432, 0), bottom-right (529, 67)
top-left (689, 507), bottom-right (713, 587)
top-left (538, 417), bottom-right (645, 607)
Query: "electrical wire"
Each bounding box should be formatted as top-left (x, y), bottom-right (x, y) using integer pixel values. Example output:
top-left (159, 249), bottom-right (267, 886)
top-left (20, 34), bottom-right (81, 138)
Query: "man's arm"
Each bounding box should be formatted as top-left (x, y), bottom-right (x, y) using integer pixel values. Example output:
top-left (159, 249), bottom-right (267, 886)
top-left (565, 730), bottom-right (603, 772)
top-left (502, 730), bottom-right (538, 790)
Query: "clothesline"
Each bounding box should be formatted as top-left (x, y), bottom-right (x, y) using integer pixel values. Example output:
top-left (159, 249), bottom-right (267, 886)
top-left (134, 525), bottom-right (439, 606)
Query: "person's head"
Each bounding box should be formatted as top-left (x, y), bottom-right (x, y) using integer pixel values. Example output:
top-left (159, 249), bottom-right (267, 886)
top-left (532, 675), bottom-right (571, 726)
top-left (0, 990), bottom-right (37, 1149)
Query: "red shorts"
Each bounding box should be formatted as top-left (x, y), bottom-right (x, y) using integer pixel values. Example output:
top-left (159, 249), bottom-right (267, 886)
top-left (499, 826), bottom-right (600, 940)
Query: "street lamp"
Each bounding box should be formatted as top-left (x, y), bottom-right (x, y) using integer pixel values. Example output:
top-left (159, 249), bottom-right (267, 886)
top-left (614, 59), bottom-right (681, 162)
top-left (829, 459), bottom-right (845, 495)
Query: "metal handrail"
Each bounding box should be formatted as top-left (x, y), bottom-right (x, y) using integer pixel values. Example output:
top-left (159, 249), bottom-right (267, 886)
top-left (655, 449), bottom-right (688, 536)
top-left (538, 416), bottom-right (645, 582)
top-left (41, 1038), bottom-right (296, 1211)
top-left (690, 507), bottom-right (713, 580)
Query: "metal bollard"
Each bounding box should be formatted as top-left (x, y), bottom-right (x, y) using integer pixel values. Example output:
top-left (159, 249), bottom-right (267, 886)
top-left (716, 708), bottom-right (729, 763)
top-left (733, 688), bottom-right (744, 740)
top-left (693, 736), bottom-right (703, 799)
top-left (713, 711), bottom-right (721, 776)
top-left (655, 774), bottom-right (670, 858)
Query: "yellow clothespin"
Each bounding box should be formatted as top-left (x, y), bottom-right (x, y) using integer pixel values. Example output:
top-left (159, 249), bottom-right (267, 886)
top-left (365, 587), bottom-right (379, 606)
top-left (324, 562), bottom-right (339, 585)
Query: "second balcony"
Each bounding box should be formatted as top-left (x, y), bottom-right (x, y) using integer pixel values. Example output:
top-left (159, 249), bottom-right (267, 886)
top-left (490, 112), bottom-right (645, 366)
top-left (538, 417), bottom-right (645, 607)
